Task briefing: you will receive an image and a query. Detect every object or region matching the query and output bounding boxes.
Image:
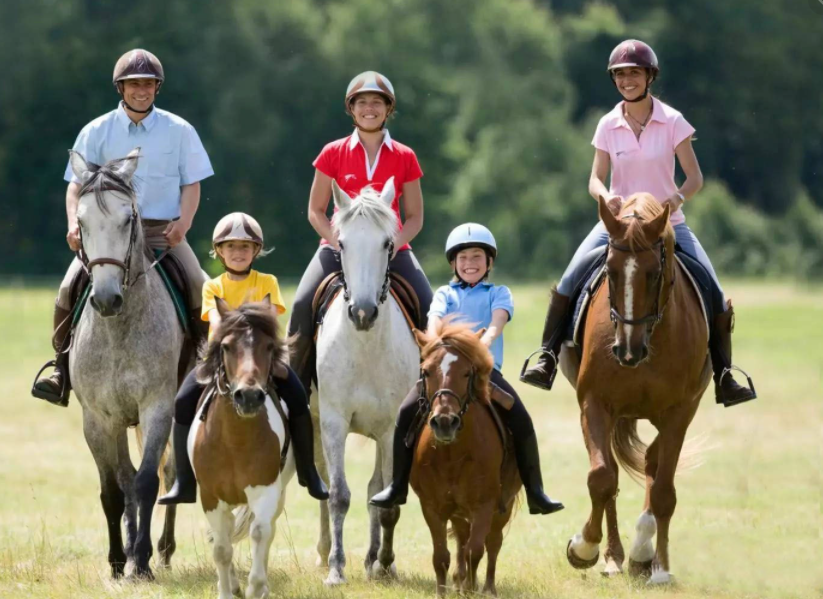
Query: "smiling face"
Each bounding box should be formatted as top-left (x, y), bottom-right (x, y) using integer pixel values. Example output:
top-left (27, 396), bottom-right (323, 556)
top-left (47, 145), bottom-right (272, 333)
top-left (612, 67), bottom-right (649, 102)
top-left (350, 92), bottom-right (389, 131)
top-left (216, 240), bottom-right (257, 272)
top-left (121, 78), bottom-right (159, 112)
top-left (452, 247), bottom-right (491, 286)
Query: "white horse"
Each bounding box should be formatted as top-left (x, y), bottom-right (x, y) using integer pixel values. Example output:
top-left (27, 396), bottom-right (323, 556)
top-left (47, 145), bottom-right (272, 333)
top-left (313, 179), bottom-right (419, 585)
top-left (69, 149), bottom-right (184, 579)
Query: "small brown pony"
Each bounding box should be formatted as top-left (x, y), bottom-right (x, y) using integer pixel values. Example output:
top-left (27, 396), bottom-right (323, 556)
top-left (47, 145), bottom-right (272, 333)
top-left (410, 320), bottom-right (521, 597)
top-left (190, 297), bottom-right (295, 599)
top-left (560, 193), bottom-right (711, 584)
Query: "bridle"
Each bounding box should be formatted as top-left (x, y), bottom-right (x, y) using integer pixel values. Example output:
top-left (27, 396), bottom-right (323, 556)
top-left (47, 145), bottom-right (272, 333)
top-left (420, 343), bottom-right (478, 429)
top-left (77, 200), bottom-right (141, 291)
top-left (339, 240), bottom-right (394, 306)
top-left (606, 214), bottom-right (673, 332)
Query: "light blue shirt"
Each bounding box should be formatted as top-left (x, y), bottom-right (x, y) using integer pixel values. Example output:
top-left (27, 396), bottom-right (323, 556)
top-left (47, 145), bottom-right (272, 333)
top-left (64, 104), bottom-right (214, 220)
top-left (429, 281), bottom-right (514, 371)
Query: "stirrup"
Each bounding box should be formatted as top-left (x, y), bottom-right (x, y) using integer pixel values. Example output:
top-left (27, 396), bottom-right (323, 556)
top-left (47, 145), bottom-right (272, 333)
top-left (31, 359), bottom-right (69, 406)
top-left (717, 365), bottom-right (756, 407)
top-left (519, 348), bottom-right (558, 390)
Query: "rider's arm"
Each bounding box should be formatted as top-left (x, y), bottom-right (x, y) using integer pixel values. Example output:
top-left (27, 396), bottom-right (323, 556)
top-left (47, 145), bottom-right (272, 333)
top-left (307, 169), bottom-right (339, 250)
top-left (480, 308), bottom-right (509, 349)
top-left (589, 149), bottom-right (622, 211)
top-left (208, 309), bottom-right (222, 331)
top-left (66, 182), bottom-right (82, 250)
top-left (164, 182), bottom-right (200, 247)
top-left (672, 137), bottom-right (703, 203)
top-left (393, 179), bottom-right (423, 251)
top-left (427, 314), bottom-right (442, 336)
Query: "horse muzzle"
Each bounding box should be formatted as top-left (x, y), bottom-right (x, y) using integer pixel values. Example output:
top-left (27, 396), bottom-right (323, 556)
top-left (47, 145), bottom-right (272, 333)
top-left (429, 413), bottom-right (461, 444)
top-left (89, 288), bottom-right (124, 317)
top-left (233, 387), bottom-right (267, 418)
top-left (612, 342), bottom-right (649, 368)
top-left (347, 301), bottom-right (378, 331)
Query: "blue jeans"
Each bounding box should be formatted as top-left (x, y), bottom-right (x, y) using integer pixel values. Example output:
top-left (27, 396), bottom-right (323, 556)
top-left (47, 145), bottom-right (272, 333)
top-left (557, 222), bottom-right (725, 306)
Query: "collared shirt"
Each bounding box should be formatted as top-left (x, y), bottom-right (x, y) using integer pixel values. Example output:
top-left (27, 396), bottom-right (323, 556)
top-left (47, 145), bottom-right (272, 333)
top-left (313, 129), bottom-right (423, 251)
top-left (65, 103), bottom-right (214, 220)
top-left (201, 270), bottom-right (287, 341)
top-left (429, 281), bottom-right (514, 371)
top-left (592, 97), bottom-right (695, 226)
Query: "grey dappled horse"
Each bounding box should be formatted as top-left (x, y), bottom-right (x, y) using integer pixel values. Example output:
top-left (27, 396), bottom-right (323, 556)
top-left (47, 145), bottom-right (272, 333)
top-left (69, 149), bottom-right (185, 579)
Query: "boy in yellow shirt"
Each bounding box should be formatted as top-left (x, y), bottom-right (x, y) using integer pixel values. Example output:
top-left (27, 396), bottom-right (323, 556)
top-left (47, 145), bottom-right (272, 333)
top-left (159, 213), bottom-right (328, 504)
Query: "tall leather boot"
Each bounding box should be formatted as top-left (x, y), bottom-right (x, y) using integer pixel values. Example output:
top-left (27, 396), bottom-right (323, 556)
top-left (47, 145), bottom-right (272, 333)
top-left (711, 301), bottom-right (756, 407)
top-left (514, 431), bottom-right (564, 515)
top-left (158, 422), bottom-right (197, 505)
top-left (288, 333), bottom-right (315, 400)
top-left (369, 420), bottom-right (416, 508)
top-left (289, 412), bottom-right (329, 500)
top-left (31, 305), bottom-right (73, 407)
top-left (520, 289), bottom-right (571, 390)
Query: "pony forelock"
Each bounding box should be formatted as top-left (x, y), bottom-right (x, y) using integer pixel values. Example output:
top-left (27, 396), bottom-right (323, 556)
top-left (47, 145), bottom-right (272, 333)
top-left (332, 186), bottom-right (398, 239)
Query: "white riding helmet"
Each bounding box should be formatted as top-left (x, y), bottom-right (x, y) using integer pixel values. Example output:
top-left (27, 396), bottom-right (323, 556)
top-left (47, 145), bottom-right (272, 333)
top-left (345, 71), bottom-right (396, 115)
top-left (212, 212), bottom-right (264, 252)
top-left (445, 223), bottom-right (498, 262)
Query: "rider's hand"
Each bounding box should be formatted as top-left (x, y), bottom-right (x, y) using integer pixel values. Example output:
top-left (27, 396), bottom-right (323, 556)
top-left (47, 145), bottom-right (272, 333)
top-left (662, 193), bottom-right (685, 213)
top-left (605, 195), bottom-right (623, 215)
top-left (67, 222), bottom-right (82, 252)
top-left (163, 220), bottom-right (189, 248)
top-left (329, 229), bottom-right (341, 252)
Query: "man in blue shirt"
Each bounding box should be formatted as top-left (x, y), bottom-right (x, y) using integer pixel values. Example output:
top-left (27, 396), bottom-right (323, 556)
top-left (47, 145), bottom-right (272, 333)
top-left (32, 49), bottom-right (214, 407)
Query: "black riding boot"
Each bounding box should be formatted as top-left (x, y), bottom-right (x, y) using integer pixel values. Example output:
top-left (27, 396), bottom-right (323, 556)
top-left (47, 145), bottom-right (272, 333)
top-left (514, 431), bottom-right (564, 515)
top-left (158, 422), bottom-right (197, 505)
top-left (521, 288), bottom-right (571, 391)
top-left (289, 412), bottom-right (329, 500)
top-left (369, 385), bottom-right (420, 508)
top-left (288, 333), bottom-right (315, 399)
top-left (32, 305), bottom-right (73, 407)
top-left (711, 302), bottom-right (757, 407)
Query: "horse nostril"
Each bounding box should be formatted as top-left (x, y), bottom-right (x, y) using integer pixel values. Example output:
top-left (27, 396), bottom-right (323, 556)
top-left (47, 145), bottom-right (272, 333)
top-left (612, 345), bottom-right (621, 358)
top-left (112, 295), bottom-right (123, 312)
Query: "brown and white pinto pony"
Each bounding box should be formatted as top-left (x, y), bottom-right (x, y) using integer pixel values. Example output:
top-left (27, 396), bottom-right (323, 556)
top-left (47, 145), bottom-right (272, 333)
top-left (190, 297), bottom-right (295, 599)
top-left (560, 193), bottom-right (711, 583)
top-left (410, 321), bottom-right (521, 597)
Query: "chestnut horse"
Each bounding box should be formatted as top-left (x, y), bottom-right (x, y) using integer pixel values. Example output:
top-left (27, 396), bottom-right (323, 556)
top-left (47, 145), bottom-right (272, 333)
top-left (410, 321), bottom-right (521, 596)
top-left (560, 193), bottom-right (711, 583)
top-left (190, 297), bottom-right (295, 599)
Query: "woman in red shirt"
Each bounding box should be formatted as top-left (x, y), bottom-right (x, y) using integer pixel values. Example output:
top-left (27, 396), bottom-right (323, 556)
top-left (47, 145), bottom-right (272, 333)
top-left (288, 71), bottom-right (433, 396)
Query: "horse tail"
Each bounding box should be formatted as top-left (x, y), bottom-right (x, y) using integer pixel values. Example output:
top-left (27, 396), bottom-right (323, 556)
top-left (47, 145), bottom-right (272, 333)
top-left (611, 417), bottom-right (646, 484)
top-left (134, 424), bottom-right (171, 496)
top-left (231, 506), bottom-right (253, 543)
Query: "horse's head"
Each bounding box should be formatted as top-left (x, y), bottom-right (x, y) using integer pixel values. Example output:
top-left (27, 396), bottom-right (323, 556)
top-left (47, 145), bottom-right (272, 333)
top-left (331, 178), bottom-right (398, 331)
top-left (70, 148), bottom-right (141, 317)
top-left (201, 296), bottom-right (285, 418)
top-left (415, 320), bottom-right (493, 444)
top-left (599, 193), bottom-right (674, 367)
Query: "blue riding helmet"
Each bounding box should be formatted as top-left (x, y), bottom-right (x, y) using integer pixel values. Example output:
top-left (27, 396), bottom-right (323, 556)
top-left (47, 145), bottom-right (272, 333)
top-left (445, 223), bottom-right (498, 262)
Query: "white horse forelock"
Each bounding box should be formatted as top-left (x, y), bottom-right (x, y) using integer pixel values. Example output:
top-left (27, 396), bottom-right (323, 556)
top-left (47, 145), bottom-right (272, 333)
top-left (331, 186), bottom-right (398, 239)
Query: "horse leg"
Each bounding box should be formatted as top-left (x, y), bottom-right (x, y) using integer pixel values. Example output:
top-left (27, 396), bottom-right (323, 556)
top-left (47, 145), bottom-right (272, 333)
top-left (602, 448), bottom-right (625, 577)
top-left (320, 412), bottom-right (350, 586)
top-left (629, 436), bottom-right (659, 578)
top-left (245, 484), bottom-right (282, 599)
top-left (114, 429), bottom-right (138, 570)
top-left (450, 517), bottom-right (471, 590)
top-left (131, 406), bottom-right (174, 579)
top-left (648, 415), bottom-right (691, 585)
top-left (312, 407), bottom-right (331, 568)
top-left (465, 504), bottom-right (494, 593)
top-left (483, 509), bottom-right (511, 597)
top-left (157, 451), bottom-right (178, 569)
top-left (374, 431), bottom-right (400, 578)
top-left (82, 414), bottom-right (127, 578)
top-left (364, 443), bottom-right (383, 576)
top-left (205, 504), bottom-right (236, 599)
top-left (421, 504), bottom-right (450, 596)
top-left (568, 399), bottom-right (614, 570)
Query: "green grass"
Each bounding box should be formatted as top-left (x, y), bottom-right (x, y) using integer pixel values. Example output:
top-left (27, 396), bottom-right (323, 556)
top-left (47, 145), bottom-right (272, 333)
top-left (0, 282), bottom-right (821, 598)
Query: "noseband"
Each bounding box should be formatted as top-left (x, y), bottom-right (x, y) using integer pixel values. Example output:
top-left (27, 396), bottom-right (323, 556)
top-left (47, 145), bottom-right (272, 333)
top-left (339, 240), bottom-right (394, 307)
top-left (78, 201), bottom-right (140, 291)
top-left (421, 343), bottom-right (478, 428)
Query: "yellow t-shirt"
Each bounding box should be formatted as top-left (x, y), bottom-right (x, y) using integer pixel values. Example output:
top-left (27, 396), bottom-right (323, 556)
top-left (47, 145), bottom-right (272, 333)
top-left (201, 270), bottom-right (287, 339)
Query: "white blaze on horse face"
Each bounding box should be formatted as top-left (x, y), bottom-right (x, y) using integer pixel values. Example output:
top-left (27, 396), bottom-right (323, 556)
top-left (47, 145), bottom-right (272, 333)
top-left (439, 352), bottom-right (459, 379)
top-left (339, 220), bottom-right (389, 307)
top-left (622, 256), bottom-right (638, 341)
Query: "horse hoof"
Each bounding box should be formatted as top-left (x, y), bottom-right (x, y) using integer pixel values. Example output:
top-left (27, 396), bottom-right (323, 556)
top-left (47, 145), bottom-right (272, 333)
top-left (315, 555), bottom-right (329, 568)
top-left (601, 559), bottom-right (623, 577)
top-left (324, 570), bottom-right (347, 586)
top-left (647, 566), bottom-right (674, 585)
top-left (628, 559), bottom-right (653, 578)
top-left (126, 566), bottom-right (155, 582)
top-left (367, 560), bottom-right (397, 580)
top-left (566, 539), bottom-right (599, 570)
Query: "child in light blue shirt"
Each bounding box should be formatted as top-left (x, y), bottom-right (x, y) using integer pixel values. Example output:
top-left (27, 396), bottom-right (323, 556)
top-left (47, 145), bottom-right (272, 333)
top-left (370, 223), bottom-right (564, 516)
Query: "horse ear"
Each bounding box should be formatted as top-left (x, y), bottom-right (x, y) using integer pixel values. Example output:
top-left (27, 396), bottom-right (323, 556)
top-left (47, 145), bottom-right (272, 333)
top-left (331, 180), bottom-right (352, 212)
top-left (475, 327), bottom-right (486, 339)
top-left (113, 147), bottom-right (140, 183)
top-left (648, 203), bottom-right (671, 240)
top-left (598, 195), bottom-right (621, 237)
top-left (215, 297), bottom-right (230, 318)
top-left (380, 177), bottom-right (396, 206)
top-left (69, 150), bottom-right (91, 182)
top-left (261, 293), bottom-right (272, 306)
top-left (412, 328), bottom-right (427, 348)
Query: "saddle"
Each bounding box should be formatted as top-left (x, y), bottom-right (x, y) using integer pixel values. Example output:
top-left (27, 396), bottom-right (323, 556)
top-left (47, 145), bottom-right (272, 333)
top-left (567, 245), bottom-right (713, 348)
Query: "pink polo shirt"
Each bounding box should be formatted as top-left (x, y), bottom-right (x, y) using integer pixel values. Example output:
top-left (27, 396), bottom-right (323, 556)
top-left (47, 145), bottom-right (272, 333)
top-left (592, 97), bottom-right (695, 225)
top-left (313, 129), bottom-right (423, 251)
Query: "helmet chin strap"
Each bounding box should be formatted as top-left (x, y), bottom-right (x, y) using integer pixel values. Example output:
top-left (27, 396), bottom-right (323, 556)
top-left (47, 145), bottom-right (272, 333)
top-left (121, 100), bottom-right (154, 114)
top-left (617, 73), bottom-right (654, 103)
top-left (224, 264), bottom-right (252, 276)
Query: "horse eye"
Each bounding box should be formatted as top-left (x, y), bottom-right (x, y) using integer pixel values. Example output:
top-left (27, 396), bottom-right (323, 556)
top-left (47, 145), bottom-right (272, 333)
top-left (338, 241), bottom-right (345, 251)
top-left (221, 342), bottom-right (232, 353)
top-left (266, 342), bottom-right (275, 352)
top-left (384, 239), bottom-right (391, 249)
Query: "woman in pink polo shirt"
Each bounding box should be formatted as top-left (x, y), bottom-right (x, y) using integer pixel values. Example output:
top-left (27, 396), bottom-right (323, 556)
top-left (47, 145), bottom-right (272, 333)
top-left (288, 71), bottom-right (433, 397)
top-left (522, 40), bottom-right (756, 408)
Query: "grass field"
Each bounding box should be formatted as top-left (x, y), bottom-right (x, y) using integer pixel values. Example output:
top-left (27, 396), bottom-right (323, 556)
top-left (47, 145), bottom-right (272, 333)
top-left (0, 281), bottom-right (820, 599)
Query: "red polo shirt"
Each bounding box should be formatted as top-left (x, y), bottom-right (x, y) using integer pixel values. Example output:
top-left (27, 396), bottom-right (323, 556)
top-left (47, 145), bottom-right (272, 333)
top-left (313, 129), bottom-right (423, 251)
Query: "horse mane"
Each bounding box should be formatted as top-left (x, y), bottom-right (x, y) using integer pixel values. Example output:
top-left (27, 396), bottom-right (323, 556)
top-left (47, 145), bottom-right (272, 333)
top-left (78, 157), bottom-right (137, 215)
top-left (197, 301), bottom-right (287, 385)
top-left (331, 186), bottom-right (398, 239)
top-left (619, 193), bottom-right (674, 253)
top-left (417, 318), bottom-right (494, 404)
